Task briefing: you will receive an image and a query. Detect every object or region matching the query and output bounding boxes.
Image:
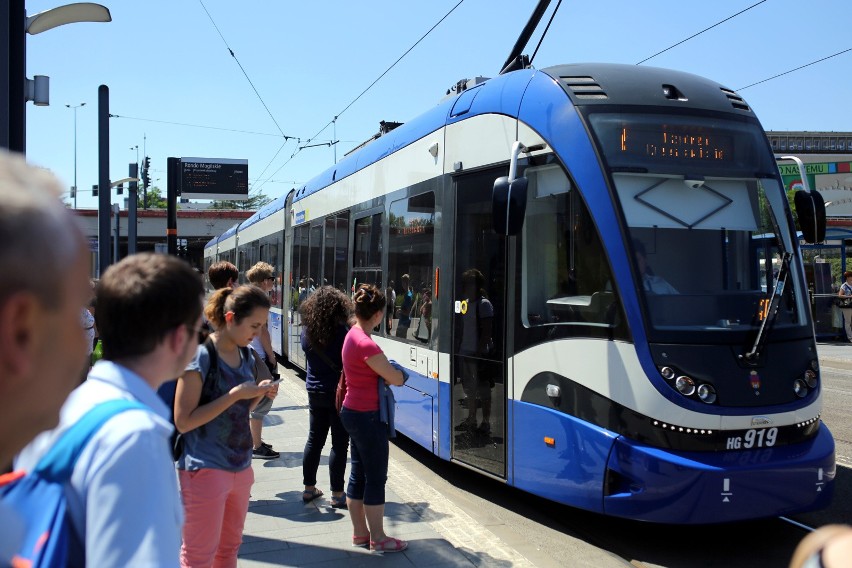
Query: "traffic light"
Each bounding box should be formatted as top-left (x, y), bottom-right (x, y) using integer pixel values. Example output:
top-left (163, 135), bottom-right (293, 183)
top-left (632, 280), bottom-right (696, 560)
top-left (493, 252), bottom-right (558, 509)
top-left (92, 184), bottom-right (98, 197)
top-left (70, 186), bottom-right (76, 199)
top-left (115, 183), bottom-right (123, 195)
top-left (142, 157), bottom-right (151, 188)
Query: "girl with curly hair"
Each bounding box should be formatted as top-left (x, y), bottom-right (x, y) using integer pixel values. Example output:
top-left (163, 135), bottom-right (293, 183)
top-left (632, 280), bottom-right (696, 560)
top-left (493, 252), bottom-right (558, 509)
top-left (299, 286), bottom-right (353, 507)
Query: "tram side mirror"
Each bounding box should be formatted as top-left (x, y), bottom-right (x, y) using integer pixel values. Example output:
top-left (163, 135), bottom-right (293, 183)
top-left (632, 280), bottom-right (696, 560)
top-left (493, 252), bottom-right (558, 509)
top-left (794, 190), bottom-right (826, 243)
top-left (492, 175), bottom-right (528, 236)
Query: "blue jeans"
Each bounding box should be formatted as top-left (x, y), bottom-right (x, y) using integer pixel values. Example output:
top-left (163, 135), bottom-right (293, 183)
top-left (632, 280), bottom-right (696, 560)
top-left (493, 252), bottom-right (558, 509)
top-left (302, 392), bottom-right (349, 491)
top-left (339, 408), bottom-right (388, 505)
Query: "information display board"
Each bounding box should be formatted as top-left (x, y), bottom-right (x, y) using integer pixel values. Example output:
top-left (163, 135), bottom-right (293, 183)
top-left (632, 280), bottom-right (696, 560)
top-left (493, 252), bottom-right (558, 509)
top-left (180, 157), bottom-right (248, 200)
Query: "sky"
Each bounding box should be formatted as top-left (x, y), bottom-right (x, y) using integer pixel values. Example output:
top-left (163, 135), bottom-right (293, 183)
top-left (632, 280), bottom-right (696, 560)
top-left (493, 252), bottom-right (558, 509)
top-left (21, 0), bottom-right (852, 210)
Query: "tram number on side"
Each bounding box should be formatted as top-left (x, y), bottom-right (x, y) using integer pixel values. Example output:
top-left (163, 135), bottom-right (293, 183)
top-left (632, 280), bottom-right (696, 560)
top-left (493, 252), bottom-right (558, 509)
top-left (726, 427), bottom-right (778, 450)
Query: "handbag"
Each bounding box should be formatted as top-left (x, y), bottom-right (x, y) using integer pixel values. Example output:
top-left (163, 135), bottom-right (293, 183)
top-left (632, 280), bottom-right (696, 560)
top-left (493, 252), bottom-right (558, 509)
top-left (334, 371), bottom-right (347, 414)
top-left (835, 296), bottom-right (852, 309)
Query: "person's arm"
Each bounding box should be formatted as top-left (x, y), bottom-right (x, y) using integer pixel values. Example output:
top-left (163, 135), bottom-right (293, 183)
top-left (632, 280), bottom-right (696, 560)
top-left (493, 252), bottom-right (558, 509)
top-left (260, 323), bottom-right (276, 363)
top-left (174, 370), bottom-right (272, 434)
top-left (365, 353), bottom-right (406, 386)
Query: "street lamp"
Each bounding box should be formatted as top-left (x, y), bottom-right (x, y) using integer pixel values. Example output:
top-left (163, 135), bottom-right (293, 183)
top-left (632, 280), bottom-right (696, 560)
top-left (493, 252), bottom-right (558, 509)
top-left (66, 101), bottom-right (85, 209)
top-left (1, 1), bottom-right (111, 153)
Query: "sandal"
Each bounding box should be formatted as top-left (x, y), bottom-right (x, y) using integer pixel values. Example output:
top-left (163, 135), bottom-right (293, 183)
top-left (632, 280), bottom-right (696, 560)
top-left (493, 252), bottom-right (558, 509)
top-left (370, 536), bottom-right (408, 553)
top-left (302, 488), bottom-right (324, 502)
top-left (352, 535), bottom-right (370, 547)
top-left (330, 494), bottom-right (348, 509)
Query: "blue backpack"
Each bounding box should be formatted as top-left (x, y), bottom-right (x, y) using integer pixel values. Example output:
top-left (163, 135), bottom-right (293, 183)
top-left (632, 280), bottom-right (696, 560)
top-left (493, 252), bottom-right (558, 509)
top-left (0, 399), bottom-right (147, 567)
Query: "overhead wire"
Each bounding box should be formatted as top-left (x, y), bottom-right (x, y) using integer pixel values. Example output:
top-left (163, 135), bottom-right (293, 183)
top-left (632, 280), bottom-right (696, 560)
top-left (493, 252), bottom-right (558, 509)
top-left (198, 0), bottom-right (296, 141)
top-left (108, 113), bottom-right (285, 138)
top-left (254, 0), bottom-right (466, 193)
top-left (635, 0), bottom-right (767, 65)
top-left (738, 48), bottom-right (852, 90)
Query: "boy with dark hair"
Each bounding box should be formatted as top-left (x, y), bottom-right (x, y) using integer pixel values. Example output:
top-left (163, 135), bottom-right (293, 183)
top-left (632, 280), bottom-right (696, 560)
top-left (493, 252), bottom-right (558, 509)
top-left (245, 262), bottom-right (280, 459)
top-left (208, 260), bottom-right (239, 290)
top-left (15, 254), bottom-right (204, 567)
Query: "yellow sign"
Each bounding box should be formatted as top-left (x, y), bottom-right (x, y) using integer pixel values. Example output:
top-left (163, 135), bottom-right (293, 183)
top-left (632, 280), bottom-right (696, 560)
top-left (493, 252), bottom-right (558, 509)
top-left (460, 299), bottom-right (468, 315)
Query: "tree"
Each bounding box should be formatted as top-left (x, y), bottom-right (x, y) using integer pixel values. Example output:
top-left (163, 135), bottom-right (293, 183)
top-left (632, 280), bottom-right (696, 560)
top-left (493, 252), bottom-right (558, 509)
top-left (137, 185), bottom-right (167, 209)
top-left (210, 189), bottom-right (272, 211)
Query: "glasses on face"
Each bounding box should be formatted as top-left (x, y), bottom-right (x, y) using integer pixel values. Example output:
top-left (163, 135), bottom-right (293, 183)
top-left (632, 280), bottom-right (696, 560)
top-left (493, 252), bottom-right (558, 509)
top-left (186, 322), bottom-right (208, 344)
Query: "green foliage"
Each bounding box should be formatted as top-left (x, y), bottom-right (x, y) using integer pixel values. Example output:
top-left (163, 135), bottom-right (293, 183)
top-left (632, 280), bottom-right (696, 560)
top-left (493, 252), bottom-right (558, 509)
top-left (211, 191), bottom-right (272, 211)
top-left (137, 185), bottom-right (167, 209)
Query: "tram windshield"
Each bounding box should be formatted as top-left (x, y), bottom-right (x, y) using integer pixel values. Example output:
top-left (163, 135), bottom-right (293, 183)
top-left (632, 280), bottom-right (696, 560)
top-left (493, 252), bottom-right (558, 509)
top-left (589, 113), bottom-right (808, 336)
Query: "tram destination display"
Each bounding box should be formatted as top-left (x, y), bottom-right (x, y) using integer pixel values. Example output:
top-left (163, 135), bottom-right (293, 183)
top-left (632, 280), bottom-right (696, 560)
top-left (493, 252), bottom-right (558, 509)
top-left (180, 158), bottom-right (248, 200)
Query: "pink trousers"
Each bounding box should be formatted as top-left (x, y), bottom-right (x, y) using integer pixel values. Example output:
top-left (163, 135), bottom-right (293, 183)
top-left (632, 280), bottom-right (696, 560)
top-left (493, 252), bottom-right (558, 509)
top-left (179, 467), bottom-right (254, 568)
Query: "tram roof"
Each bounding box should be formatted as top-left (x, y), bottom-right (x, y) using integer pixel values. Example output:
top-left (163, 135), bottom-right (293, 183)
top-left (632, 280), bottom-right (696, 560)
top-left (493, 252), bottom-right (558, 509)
top-left (238, 193), bottom-right (288, 232)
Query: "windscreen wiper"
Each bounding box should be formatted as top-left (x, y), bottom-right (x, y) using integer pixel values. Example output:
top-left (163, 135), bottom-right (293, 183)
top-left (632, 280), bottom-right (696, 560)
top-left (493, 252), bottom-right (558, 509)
top-left (740, 252), bottom-right (792, 363)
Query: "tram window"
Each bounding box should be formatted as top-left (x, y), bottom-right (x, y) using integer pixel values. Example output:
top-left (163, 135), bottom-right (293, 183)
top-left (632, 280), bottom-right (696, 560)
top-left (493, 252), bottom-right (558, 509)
top-left (308, 224), bottom-right (322, 296)
top-left (292, 225), bottom-right (310, 311)
top-left (352, 213), bottom-right (384, 301)
top-left (323, 212), bottom-right (350, 293)
top-left (387, 192), bottom-right (435, 343)
top-left (522, 165), bottom-right (619, 329)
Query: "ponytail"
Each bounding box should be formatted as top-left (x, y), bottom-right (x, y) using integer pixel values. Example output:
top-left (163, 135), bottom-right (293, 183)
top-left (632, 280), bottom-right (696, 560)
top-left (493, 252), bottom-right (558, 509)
top-left (205, 285), bottom-right (271, 329)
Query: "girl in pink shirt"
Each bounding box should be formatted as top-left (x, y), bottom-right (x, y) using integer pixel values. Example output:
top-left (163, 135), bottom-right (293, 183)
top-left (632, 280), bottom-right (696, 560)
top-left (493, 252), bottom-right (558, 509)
top-left (340, 284), bottom-right (408, 553)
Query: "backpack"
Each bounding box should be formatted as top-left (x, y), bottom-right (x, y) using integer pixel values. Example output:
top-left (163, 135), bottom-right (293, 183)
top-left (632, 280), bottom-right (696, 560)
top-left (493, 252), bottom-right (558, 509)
top-left (157, 337), bottom-right (253, 461)
top-left (0, 399), bottom-right (147, 567)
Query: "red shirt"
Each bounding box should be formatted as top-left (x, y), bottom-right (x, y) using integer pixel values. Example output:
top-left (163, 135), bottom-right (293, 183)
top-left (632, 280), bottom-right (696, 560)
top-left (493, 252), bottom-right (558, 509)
top-left (341, 326), bottom-right (383, 411)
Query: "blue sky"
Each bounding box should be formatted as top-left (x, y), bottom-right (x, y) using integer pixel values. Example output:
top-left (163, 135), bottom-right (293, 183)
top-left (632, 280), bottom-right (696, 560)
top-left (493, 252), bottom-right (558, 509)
top-left (22, 0), bottom-right (852, 209)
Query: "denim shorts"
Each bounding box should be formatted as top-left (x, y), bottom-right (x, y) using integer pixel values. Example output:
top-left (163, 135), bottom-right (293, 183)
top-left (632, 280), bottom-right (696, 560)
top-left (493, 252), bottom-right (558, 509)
top-left (339, 408), bottom-right (389, 505)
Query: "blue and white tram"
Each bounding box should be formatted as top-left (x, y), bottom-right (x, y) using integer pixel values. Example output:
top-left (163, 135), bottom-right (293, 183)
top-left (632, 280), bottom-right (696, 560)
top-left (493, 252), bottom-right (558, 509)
top-left (213, 62), bottom-right (834, 524)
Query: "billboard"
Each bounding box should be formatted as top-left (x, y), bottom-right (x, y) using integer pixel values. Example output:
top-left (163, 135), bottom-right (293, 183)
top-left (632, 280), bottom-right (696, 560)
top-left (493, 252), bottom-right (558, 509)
top-left (180, 157), bottom-right (248, 200)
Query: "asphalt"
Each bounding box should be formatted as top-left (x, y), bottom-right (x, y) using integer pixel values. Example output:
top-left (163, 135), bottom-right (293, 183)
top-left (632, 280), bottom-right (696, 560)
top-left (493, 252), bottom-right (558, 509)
top-left (238, 367), bottom-right (537, 568)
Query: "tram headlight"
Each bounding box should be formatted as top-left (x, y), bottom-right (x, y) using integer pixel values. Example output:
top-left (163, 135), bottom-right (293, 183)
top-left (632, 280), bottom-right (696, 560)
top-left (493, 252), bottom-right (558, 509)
top-left (697, 384), bottom-right (717, 404)
top-left (804, 370), bottom-right (818, 389)
top-left (660, 366), bottom-right (675, 380)
top-left (675, 376), bottom-right (696, 396)
top-left (810, 359), bottom-right (819, 372)
top-left (793, 379), bottom-right (808, 398)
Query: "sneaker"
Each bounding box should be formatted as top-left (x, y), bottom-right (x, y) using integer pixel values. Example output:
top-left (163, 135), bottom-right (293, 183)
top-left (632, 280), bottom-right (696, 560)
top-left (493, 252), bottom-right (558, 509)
top-left (260, 441), bottom-right (273, 450)
top-left (252, 445), bottom-right (280, 459)
top-left (478, 422), bottom-right (491, 435)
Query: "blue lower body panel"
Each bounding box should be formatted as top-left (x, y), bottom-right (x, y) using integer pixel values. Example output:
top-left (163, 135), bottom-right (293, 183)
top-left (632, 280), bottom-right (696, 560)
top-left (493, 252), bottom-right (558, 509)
top-left (603, 424), bottom-right (835, 524)
top-left (512, 401), bottom-right (617, 513)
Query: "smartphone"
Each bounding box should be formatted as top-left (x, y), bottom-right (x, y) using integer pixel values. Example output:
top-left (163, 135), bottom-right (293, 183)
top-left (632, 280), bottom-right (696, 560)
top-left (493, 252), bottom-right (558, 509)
top-left (267, 378), bottom-right (283, 386)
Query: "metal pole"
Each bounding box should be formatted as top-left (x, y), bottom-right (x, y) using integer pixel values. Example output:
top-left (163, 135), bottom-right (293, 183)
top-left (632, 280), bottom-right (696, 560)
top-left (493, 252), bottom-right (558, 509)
top-left (1, 0), bottom-right (26, 153)
top-left (66, 102), bottom-right (85, 208)
top-left (128, 162), bottom-right (138, 255)
top-left (167, 157), bottom-right (178, 255)
top-left (98, 85), bottom-right (110, 276)
top-left (113, 203), bottom-right (119, 263)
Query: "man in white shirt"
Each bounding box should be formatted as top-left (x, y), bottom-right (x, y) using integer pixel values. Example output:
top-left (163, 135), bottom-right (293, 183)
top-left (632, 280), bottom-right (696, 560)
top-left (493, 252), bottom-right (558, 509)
top-left (15, 253), bottom-right (204, 567)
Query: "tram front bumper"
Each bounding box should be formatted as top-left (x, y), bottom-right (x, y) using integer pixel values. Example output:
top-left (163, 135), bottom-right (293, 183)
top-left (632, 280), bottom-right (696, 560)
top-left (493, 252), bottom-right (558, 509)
top-left (602, 423), bottom-right (835, 524)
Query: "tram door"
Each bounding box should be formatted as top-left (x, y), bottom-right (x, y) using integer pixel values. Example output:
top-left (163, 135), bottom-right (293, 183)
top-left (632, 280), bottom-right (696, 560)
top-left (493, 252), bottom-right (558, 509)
top-left (451, 169), bottom-right (507, 478)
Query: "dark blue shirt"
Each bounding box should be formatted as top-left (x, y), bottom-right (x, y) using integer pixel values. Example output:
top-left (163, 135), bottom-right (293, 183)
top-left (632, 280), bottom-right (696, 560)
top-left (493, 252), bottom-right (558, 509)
top-left (301, 324), bottom-right (347, 395)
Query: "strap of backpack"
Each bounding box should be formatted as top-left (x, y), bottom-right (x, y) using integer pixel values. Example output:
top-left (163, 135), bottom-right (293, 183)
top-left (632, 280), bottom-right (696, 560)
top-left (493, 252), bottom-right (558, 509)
top-left (311, 344), bottom-right (340, 374)
top-left (33, 399), bottom-right (148, 482)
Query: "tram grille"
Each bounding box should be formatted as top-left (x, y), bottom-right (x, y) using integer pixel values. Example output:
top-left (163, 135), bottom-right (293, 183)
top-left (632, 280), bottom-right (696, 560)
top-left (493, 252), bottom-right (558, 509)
top-left (561, 76), bottom-right (608, 99)
top-left (720, 87), bottom-right (751, 111)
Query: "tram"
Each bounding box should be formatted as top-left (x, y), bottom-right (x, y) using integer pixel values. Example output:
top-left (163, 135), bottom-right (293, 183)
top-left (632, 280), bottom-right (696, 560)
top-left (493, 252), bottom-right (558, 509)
top-left (205, 59), bottom-right (835, 523)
